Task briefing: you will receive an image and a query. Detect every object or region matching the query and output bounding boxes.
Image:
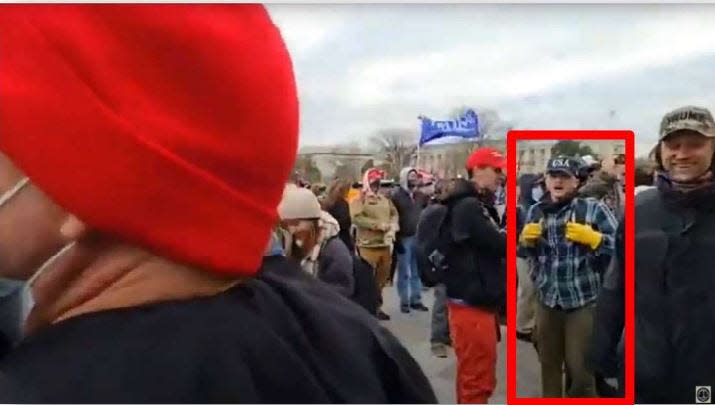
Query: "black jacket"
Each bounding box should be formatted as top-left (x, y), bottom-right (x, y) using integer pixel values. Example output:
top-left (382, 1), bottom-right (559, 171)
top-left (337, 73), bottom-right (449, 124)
top-left (0, 286), bottom-right (24, 360)
top-left (0, 256), bottom-right (436, 404)
top-left (325, 199), bottom-right (354, 253)
top-left (516, 174), bottom-right (542, 259)
top-left (590, 214), bottom-right (624, 381)
top-left (390, 187), bottom-right (426, 239)
top-left (415, 203), bottom-right (449, 288)
top-left (635, 186), bottom-right (715, 404)
top-left (442, 180), bottom-right (506, 309)
top-left (517, 173), bottom-right (541, 208)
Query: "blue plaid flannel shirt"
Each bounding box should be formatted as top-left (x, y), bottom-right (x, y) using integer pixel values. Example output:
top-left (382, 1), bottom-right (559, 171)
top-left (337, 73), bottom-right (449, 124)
top-left (524, 197), bottom-right (618, 310)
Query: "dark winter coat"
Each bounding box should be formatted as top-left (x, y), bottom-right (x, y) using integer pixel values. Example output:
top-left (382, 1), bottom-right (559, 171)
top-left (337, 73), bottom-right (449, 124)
top-left (0, 256), bottom-right (436, 404)
top-left (390, 188), bottom-right (427, 240)
top-left (634, 186), bottom-right (715, 404)
top-left (589, 214), bottom-right (624, 381)
top-left (325, 198), bottom-right (354, 253)
top-left (517, 174), bottom-right (542, 259)
top-left (0, 284), bottom-right (24, 360)
top-left (518, 173), bottom-right (542, 208)
top-left (441, 179), bottom-right (506, 310)
top-left (316, 236), bottom-right (355, 297)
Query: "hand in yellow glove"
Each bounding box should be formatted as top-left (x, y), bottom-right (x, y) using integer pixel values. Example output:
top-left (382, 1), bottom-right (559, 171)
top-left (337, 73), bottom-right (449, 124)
top-left (565, 222), bottom-right (602, 250)
top-left (519, 222), bottom-right (542, 247)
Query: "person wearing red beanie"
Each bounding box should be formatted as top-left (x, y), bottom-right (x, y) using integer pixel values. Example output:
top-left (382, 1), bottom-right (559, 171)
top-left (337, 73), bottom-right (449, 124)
top-left (0, 5), bottom-right (435, 403)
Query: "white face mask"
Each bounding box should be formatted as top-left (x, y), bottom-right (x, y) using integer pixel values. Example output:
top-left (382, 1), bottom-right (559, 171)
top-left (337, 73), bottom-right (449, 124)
top-left (531, 186), bottom-right (544, 202)
top-left (0, 177), bottom-right (32, 340)
top-left (0, 177), bottom-right (31, 292)
top-left (0, 177), bottom-right (75, 325)
top-left (0, 177), bottom-right (30, 209)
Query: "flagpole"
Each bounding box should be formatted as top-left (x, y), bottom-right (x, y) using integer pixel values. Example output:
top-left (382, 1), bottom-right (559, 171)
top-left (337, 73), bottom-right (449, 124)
top-left (416, 142), bottom-right (421, 170)
top-left (416, 114), bottom-right (424, 170)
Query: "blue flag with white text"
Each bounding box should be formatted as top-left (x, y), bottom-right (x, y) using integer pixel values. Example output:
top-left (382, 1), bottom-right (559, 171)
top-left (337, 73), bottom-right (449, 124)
top-left (419, 109), bottom-right (480, 145)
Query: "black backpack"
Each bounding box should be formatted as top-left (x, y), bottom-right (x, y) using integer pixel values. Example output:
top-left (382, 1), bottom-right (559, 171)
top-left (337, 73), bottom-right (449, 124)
top-left (415, 205), bottom-right (451, 287)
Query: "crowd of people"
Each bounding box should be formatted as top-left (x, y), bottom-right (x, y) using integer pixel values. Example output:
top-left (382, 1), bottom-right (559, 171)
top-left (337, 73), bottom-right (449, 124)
top-left (1, 4), bottom-right (714, 405)
top-left (516, 105), bottom-right (715, 403)
top-left (0, 5), bottom-right (509, 404)
top-left (286, 148), bottom-right (509, 404)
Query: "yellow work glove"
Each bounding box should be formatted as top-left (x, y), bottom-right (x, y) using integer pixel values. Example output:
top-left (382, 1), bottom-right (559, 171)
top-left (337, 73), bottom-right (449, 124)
top-left (519, 222), bottom-right (542, 247)
top-left (565, 222), bottom-right (602, 250)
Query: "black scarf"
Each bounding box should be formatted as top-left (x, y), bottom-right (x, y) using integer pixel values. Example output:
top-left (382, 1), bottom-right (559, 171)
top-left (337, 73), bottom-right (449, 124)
top-left (656, 170), bottom-right (715, 211)
top-left (540, 193), bottom-right (576, 215)
top-left (445, 179), bottom-right (500, 224)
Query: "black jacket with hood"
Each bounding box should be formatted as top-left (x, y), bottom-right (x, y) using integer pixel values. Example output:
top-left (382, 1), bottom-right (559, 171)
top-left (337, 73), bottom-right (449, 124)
top-left (391, 168), bottom-right (427, 240)
top-left (325, 198), bottom-right (355, 253)
top-left (634, 184), bottom-right (715, 404)
top-left (518, 173), bottom-right (542, 209)
top-left (441, 179), bottom-right (506, 310)
top-left (0, 256), bottom-right (436, 404)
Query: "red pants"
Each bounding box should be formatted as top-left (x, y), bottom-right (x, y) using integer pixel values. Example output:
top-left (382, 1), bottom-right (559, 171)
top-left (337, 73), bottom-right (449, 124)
top-left (449, 303), bottom-right (498, 404)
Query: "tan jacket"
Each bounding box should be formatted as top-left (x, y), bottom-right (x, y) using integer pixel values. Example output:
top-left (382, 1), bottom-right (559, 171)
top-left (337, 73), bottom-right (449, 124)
top-left (350, 194), bottom-right (399, 248)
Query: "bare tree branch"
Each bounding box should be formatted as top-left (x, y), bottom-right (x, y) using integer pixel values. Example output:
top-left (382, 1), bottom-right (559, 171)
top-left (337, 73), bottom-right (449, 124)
top-left (369, 128), bottom-right (418, 178)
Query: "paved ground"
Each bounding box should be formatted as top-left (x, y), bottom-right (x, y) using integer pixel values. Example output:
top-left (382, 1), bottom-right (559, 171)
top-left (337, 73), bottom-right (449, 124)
top-left (380, 286), bottom-right (507, 404)
top-left (516, 339), bottom-right (541, 398)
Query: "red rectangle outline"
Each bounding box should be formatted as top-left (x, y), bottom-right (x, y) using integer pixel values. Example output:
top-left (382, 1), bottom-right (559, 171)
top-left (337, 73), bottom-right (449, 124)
top-left (506, 130), bottom-right (635, 405)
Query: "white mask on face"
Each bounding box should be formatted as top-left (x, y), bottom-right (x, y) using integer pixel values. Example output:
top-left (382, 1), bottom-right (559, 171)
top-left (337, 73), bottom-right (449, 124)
top-left (0, 177), bottom-right (32, 340)
top-left (531, 186), bottom-right (544, 202)
top-left (0, 177), bottom-right (30, 209)
top-left (0, 177), bottom-right (76, 328)
top-left (0, 177), bottom-right (31, 290)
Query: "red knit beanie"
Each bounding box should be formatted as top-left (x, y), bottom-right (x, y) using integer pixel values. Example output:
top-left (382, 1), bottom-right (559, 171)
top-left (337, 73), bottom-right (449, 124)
top-left (0, 5), bottom-right (299, 276)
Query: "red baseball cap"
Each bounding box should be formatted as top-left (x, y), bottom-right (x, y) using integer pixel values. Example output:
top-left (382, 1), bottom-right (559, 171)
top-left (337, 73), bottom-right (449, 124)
top-left (465, 147), bottom-right (506, 170)
top-left (366, 169), bottom-right (385, 183)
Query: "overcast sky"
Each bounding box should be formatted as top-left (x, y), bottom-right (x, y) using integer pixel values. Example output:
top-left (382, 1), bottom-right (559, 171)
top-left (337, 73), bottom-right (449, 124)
top-left (267, 4), bottom-right (715, 156)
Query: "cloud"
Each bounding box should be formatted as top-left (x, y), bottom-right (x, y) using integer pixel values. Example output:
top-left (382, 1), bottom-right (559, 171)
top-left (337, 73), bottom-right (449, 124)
top-left (268, 4), bottom-right (715, 149)
top-left (267, 5), bottom-right (346, 57)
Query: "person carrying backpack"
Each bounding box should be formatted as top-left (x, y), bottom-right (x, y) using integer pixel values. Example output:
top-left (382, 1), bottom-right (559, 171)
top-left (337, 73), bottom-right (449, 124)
top-left (416, 179), bottom-right (451, 358)
top-left (440, 148), bottom-right (507, 404)
top-left (520, 156), bottom-right (618, 398)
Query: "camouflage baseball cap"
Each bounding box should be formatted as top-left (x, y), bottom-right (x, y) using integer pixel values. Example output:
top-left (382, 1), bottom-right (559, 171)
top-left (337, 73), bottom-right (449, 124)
top-left (659, 106), bottom-right (715, 140)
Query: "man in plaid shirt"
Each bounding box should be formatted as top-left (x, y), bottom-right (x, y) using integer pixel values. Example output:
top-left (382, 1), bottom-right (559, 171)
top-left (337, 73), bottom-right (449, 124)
top-left (520, 156), bottom-right (618, 398)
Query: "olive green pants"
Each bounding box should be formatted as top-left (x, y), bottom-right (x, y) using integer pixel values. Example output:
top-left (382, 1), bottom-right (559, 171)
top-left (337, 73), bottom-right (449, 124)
top-left (535, 302), bottom-right (597, 398)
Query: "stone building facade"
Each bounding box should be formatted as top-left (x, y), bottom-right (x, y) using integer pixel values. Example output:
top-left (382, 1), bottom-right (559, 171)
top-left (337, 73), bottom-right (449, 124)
top-left (517, 140), bottom-right (626, 174)
top-left (412, 139), bottom-right (506, 179)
